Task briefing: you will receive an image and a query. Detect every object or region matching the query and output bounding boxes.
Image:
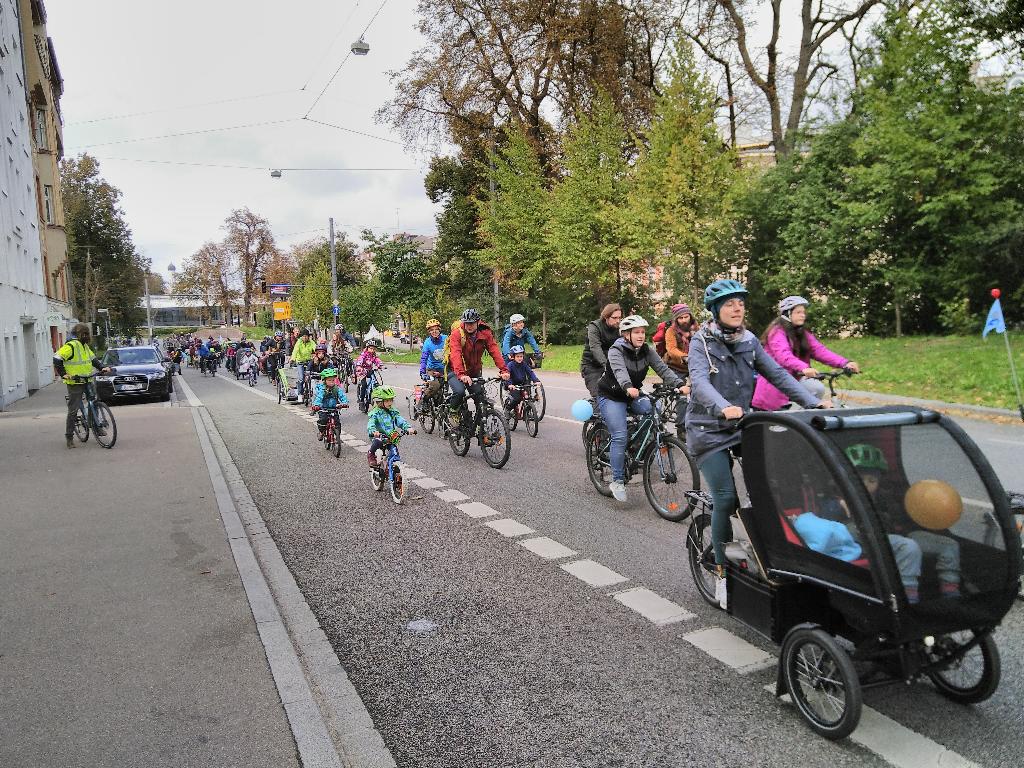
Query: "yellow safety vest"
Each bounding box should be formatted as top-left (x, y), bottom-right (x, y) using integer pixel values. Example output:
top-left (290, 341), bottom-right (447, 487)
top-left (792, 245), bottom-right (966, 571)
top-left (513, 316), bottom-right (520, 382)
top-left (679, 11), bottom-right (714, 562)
top-left (57, 339), bottom-right (97, 383)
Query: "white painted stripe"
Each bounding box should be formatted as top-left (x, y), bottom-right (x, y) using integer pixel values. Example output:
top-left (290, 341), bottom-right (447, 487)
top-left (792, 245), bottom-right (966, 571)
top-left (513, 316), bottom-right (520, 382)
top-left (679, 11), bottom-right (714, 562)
top-left (412, 477), bottom-right (446, 489)
top-left (483, 518), bottom-right (536, 538)
top-left (560, 559), bottom-right (628, 588)
top-left (456, 501), bottom-right (500, 519)
top-left (175, 375), bottom-right (203, 407)
top-left (518, 536), bottom-right (577, 559)
top-left (767, 686), bottom-right (979, 768)
top-left (683, 627), bottom-right (773, 673)
top-left (613, 588), bottom-right (694, 625)
top-left (434, 488), bottom-right (470, 503)
top-left (399, 466), bottom-right (425, 480)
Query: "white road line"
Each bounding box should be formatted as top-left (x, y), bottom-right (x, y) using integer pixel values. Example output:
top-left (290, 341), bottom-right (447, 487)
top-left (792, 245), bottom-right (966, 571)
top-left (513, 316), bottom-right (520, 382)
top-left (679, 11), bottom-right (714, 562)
top-left (612, 588), bottom-right (695, 626)
top-left (456, 501), bottom-right (500, 519)
top-left (483, 518), bottom-right (536, 538)
top-left (518, 536), bottom-right (577, 560)
top-left (412, 477), bottom-right (446, 489)
top-left (560, 559), bottom-right (628, 588)
top-left (766, 685), bottom-right (979, 768)
top-left (683, 627), bottom-right (773, 673)
top-left (434, 488), bottom-right (470, 503)
top-left (399, 467), bottom-right (425, 480)
top-left (175, 375), bottom-right (203, 407)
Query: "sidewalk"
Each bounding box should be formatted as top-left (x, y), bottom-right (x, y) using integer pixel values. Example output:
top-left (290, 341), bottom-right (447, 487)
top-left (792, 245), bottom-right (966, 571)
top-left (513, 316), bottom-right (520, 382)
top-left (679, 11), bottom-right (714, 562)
top-left (0, 383), bottom-right (300, 768)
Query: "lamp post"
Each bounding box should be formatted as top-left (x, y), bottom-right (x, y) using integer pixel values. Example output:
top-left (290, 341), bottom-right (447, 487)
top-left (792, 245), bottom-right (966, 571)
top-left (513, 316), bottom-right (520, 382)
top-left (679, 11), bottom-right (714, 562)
top-left (97, 308), bottom-right (110, 343)
top-left (143, 271), bottom-right (154, 341)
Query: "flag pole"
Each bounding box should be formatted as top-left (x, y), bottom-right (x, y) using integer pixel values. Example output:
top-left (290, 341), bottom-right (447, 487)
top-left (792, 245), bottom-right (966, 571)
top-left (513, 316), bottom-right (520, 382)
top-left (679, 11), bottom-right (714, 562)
top-left (989, 288), bottom-right (1024, 422)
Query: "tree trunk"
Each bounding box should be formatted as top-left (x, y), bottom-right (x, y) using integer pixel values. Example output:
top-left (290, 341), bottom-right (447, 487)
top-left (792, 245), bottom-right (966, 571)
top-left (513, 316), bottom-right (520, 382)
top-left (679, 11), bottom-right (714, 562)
top-left (541, 305), bottom-right (548, 345)
top-left (894, 296), bottom-right (902, 338)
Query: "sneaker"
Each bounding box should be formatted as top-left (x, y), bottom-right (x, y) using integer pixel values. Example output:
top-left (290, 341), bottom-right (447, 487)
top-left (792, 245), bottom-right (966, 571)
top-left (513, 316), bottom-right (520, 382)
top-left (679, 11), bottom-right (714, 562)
top-left (715, 568), bottom-right (728, 610)
top-left (609, 481), bottom-right (627, 502)
top-left (317, 430), bottom-right (324, 441)
top-left (65, 436), bottom-right (75, 449)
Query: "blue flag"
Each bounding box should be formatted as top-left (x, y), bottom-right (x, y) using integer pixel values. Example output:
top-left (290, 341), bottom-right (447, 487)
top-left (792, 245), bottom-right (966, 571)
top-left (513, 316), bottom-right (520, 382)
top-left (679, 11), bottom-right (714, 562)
top-left (983, 299), bottom-right (1006, 338)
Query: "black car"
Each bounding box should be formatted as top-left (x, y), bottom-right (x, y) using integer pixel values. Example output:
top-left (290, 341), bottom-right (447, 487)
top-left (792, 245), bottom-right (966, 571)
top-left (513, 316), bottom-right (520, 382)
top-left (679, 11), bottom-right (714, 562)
top-left (95, 346), bottom-right (174, 403)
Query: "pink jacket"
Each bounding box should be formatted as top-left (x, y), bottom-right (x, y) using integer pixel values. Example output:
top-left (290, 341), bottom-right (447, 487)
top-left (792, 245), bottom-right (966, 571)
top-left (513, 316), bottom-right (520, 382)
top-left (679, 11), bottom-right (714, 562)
top-left (752, 326), bottom-right (848, 410)
top-left (356, 349), bottom-right (381, 379)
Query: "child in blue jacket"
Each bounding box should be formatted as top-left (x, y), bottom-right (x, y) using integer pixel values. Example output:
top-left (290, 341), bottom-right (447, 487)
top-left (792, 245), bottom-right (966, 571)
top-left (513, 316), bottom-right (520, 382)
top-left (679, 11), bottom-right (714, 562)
top-left (503, 345), bottom-right (540, 413)
top-left (311, 368), bottom-right (348, 439)
top-left (366, 386), bottom-right (414, 467)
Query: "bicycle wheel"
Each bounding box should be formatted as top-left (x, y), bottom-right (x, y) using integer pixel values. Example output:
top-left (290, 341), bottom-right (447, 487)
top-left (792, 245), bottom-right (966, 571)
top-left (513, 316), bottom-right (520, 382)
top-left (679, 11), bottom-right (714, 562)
top-left (524, 401), bottom-right (539, 438)
top-left (420, 402), bottom-right (436, 435)
top-left (507, 406), bottom-right (518, 431)
top-left (370, 467), bottom-right (385, 491)
top-left (74, 406), bottom-right (90, 442)
top-left (479, 411), bottom-right (511, 469)
top-left (927, 631), bottom-right (1000, 704)
top-left (447, 410), bottom-right (471, 457)
top-left (782, 627), bottom-right (862, 740)
top-left (585, 423), bottom-right (613, 497)
top-left (91, 402), bottom-right (117, 449)
top-left (686, 513), bottom-right (718, 607)
top-left (333, 422), bottom-right (343, 459)
top-left (407, 395), bottom-right (418, 421)
top-left (642, 435), bottom-right (699, 522)
top-left (389, 462), bottom-right (407, 504)
top-left (534, 381), bottom-right (547, 420)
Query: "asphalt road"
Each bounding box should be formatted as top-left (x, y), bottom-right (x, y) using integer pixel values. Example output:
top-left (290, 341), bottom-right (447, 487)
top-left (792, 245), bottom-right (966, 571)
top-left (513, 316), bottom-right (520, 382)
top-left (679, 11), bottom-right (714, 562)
top-left (186, 362), bottom-right (1023, 768)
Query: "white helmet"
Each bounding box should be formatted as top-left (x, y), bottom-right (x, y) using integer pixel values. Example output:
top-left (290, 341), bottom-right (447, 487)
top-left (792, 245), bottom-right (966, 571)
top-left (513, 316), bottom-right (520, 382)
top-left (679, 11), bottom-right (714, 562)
top-left (618, 315), bottom-right (649, 333)
top-left (509, 313), bottom-right (525, 324)
top-left (778, 295), bottom-right (809, 317)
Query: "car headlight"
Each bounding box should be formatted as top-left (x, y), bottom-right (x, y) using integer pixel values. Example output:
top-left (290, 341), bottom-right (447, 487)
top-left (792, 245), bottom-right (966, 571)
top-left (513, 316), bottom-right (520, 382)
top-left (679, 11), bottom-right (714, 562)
top-left (95, 376), bottom-right (114, 383)
top-left (149, 372), bottom-right (167, 379)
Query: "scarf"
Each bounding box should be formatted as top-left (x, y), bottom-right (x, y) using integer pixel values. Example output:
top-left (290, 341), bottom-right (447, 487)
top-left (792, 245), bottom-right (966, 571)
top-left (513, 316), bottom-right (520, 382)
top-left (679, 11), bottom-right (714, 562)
top-left (702, 319), bottom-right (746, 346)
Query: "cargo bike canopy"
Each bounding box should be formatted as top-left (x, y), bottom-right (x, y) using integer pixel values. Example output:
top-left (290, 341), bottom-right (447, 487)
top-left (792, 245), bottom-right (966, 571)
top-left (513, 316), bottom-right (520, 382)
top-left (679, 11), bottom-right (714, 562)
top-left (739, 407), bottom-right (1020, 636)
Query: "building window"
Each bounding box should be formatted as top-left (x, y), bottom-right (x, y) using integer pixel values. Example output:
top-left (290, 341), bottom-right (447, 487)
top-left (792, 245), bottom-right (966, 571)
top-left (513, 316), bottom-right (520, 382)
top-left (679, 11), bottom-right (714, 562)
top-left (43, 185), bottom-right (54, 224)
top-left (34, 108), bottom-right (47, 150)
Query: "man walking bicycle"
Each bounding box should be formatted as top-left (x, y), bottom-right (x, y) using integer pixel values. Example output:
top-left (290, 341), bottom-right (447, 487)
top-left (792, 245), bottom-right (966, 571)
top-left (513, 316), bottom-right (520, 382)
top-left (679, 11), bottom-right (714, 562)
top-left (53, 323), bottom-right (111, 449)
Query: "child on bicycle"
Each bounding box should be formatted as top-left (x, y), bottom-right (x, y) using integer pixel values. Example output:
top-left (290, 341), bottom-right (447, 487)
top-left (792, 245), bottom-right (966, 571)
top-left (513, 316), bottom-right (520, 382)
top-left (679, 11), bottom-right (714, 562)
top-left (309, 344), bottom-right (331, 377)
top-left (504, 345), bottom-right (540, 415)
top-left (311, 368), bottom-right (349, 440)
top-left (356, 339), bottom-right (383, 412)
top-left (366, 386), bottom-right (413, 467)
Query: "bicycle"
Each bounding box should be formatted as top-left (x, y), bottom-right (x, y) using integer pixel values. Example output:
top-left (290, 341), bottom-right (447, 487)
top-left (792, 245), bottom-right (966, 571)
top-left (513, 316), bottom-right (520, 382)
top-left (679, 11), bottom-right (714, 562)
top-left (504, 383), bottom-right (540, 438)
top-left (357, 368), bottom-right (384, 414)
top-left (320, 407), bottom-right (347, 459)
top-left (440, 377), bottom-right (512, 469)
top-left (369, 429), bottom-right (416, 504)
top-left (66, 376), bottom-right (117, 449)
top-left (819, 367), bottom-right (857, 408)
top-left (408, 373), bottom-right (443, 434)
top-left (247, 360), bottom-right (259, 387)
top-left (584, 384), bottom-right (698, 521)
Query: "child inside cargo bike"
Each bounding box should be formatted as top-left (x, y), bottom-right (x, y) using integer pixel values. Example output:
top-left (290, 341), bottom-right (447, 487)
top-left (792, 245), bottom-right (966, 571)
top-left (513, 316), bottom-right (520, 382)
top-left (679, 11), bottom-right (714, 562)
top-left (793, 443), bottom-right (961, 603)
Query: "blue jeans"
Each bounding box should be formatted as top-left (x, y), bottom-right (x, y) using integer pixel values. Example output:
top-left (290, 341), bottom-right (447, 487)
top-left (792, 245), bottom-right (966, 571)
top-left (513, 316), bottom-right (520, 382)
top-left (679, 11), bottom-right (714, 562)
top-left (700, 449), bottom-right (737, 565)
top-left (597, 396), bottom-right (653, 483)
top-left (295, 362), bottom-right (309, 396)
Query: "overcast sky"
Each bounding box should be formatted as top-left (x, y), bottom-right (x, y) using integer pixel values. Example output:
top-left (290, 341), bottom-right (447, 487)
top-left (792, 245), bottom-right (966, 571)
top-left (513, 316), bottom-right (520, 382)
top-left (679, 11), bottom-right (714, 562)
top-left (47, 0), bottom-right (433, 285)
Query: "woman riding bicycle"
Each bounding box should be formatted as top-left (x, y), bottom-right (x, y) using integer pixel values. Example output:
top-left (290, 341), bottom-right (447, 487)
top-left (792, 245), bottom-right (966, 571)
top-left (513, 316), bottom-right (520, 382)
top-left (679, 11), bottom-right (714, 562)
top-left (686, 280), bottom-right (827, 608)
top-left (752, 295), bottom-right (861, 411)
top-left (580, 303), bottom-right (623, 398)
top-left (597, 315), bottom-right (687, 503)
top-left (418, 319), bottom-right (446, 402)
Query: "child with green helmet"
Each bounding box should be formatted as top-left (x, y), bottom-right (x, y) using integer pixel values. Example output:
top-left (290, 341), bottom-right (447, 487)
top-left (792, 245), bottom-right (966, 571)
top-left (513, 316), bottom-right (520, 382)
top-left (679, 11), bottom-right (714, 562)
top-left (366, 385), bottom-right (414, 467)
top-left (311, 368), bottom-right (348, 440)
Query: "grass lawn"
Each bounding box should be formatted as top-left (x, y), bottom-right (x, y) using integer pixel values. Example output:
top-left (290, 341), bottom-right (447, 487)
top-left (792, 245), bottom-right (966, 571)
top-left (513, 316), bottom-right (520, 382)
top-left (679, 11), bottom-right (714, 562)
top-left (410, 336), bottom-right (1022, 410)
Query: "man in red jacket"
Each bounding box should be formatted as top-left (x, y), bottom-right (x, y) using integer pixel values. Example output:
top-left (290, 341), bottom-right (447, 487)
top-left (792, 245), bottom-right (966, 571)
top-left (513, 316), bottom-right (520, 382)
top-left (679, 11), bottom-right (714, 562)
top-left (447, 308), bottom-right (510, 411)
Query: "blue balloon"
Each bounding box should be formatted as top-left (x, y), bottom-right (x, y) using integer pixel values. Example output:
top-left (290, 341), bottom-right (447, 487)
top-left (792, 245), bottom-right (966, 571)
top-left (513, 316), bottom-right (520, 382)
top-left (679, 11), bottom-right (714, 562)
top-left (571, 399), bottom-right (594, 422)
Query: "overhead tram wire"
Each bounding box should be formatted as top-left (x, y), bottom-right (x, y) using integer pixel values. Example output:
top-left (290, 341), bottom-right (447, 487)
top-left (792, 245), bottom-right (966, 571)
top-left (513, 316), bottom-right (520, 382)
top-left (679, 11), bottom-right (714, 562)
top-left (67, 118), bottom-right (299, 150)
top-left (303, 117), bottom-right (402, 145)
top-left (302, 0), bottom-right (391, 120)
top-left (64, 88), bottom-right (302, 126)
top-left (300, 0), bottom-right (364, 91)
top-left (91, 156), bottom-right (419, 171)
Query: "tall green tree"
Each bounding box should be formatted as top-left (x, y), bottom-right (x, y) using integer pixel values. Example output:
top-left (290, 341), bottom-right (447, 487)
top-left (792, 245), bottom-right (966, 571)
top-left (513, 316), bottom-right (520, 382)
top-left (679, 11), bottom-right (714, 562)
top-left (60, 154), bottom-right (146, 331)
top-left (364, 232), bottom-right (432, 339)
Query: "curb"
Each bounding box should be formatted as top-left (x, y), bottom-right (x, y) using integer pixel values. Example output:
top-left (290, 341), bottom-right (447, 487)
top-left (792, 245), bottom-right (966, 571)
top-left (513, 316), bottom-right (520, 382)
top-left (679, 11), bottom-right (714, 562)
top-left (844, 389), bottom-right (1020, 420)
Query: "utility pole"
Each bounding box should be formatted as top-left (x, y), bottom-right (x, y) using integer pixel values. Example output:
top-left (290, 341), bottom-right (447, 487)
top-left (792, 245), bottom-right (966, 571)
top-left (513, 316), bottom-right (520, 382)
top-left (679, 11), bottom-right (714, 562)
top-left (144, 271), bottom-right (154, 340)
top-left (329, 217), bottom-right (339, 326)
top-left (490, 129), bottom-right (499, 328)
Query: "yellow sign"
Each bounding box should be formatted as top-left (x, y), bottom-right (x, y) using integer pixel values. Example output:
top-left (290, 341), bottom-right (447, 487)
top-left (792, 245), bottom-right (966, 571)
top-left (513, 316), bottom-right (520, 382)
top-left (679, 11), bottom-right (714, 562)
top-left (273, 301), bottom-right (292, 320)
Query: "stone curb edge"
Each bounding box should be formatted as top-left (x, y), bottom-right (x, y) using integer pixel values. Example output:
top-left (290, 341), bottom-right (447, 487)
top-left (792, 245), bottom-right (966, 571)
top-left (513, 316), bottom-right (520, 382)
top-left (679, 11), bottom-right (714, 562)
top-left (194, 405), bottom-right (397, 768)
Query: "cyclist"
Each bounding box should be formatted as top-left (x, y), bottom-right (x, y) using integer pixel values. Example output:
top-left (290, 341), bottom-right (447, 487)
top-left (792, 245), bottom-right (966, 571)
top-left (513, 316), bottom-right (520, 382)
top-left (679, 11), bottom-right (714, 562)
top-left (597, 316), bottom-right (687, 502)
top-left (447, 308), bottom-right (510, 414)
top-left (334, 323), bottom-right (357, 350)
top-left (262, 331), bottom-right (286, 380)
top-left (418, 318), bottom-right (446, 402)
top-left (260, 335), bottom-right (272, 354)
top-left (355, 339), bottom-right (383, 412)
top-left (53, 323), bottom-right (112, 449)
top-left (311, 368), bottom-right (349, 440)
top-left (580, 303), bottom-right (623, 398)
top-left (686, 279), bottom-right (826, 608)
top-left (309, 343), bottom-right (331, 378)
top-left (167, 344), bottom-right (183, 375)
top-left (502, 313), bottom-right (541, 362)
top-left (290, 328), bottom-right (316, 400)
top-left (752, 296), bottom-right (860, 411)
top-left (197, 337), bottom-right (212, 374)
top-left (366, 386), bottom-right (413, 468)
top-left (504, 345), bottom-right (540, 415)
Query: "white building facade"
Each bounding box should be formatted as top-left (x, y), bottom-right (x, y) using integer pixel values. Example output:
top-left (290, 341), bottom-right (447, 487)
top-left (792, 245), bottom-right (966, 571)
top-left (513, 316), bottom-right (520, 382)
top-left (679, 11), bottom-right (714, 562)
top-left (0, 0), bottom-right (54, 409)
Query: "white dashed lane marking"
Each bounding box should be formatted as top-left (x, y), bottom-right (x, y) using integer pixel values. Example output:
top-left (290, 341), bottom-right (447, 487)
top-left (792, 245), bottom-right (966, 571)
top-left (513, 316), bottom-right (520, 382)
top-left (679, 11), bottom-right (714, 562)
top-left (484, 518), bottom-right (536, 538)
top-left (412, 477), bottom-right (446, 489)
top-left (518, 536), bottom-right (577, 560)
top-left (560, 559), bottom-right (628, 588)
top-left (683, 627), bottom-right (773, 673)
top-left (434, 488), bottom-right (470, 503)
top-left (612, 587), bottom-right (694, 626)
top-left (400, 467), bottom-right (425, 480)
top-left (456, 501), bottom-right (500, 519)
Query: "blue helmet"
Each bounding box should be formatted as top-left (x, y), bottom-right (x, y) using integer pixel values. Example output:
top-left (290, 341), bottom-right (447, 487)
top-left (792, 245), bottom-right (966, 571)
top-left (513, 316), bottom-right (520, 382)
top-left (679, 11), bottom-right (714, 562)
top-left (703, 279), bottom-right (748, 310)
top-left (509, 345), bottom-right (525, 355)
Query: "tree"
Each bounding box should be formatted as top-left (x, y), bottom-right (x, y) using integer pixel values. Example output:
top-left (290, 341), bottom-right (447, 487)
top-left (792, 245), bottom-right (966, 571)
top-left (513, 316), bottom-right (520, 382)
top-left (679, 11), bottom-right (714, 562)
top-left (172, 243), bottom-right (237, 326)
top-left (952, 0), bottom-right (1024, 51)
top-left (619, 41), bottom-right (738, 299)
top-left (338, 279), bottom-right (389, 337)
top-left (145, 273), bottom-right (167, 295)
top-left (60, 154), bottom-right (147, 331)
top-left (364, 232), bottom-right (432, 343)
top-left (291, 236), bottom-right (363, 291)
top-left (289, 261), bottom-right (332, 329)
top-left (222, 208), bottom-right (275, 320)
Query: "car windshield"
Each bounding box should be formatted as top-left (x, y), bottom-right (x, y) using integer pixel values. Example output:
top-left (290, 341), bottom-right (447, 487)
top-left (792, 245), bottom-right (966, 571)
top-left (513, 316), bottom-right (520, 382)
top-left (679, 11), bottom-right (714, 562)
top-left (104, 348), bottom-right (161, 365)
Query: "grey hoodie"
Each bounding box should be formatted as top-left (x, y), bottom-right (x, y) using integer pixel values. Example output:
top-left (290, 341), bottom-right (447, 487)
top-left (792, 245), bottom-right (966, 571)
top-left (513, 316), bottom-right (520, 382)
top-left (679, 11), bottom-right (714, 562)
top-left (598, 337), bottom-right (684, 402)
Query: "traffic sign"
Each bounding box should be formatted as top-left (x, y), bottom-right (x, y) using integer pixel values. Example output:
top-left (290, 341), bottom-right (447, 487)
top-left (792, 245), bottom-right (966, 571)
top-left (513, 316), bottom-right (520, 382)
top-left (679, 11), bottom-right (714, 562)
top-left (273, 301), bottom-right (292, 320)
top-left (269, 284), bottom-right (291, 295)
top-left (332, 305), bottom-right (340, 316)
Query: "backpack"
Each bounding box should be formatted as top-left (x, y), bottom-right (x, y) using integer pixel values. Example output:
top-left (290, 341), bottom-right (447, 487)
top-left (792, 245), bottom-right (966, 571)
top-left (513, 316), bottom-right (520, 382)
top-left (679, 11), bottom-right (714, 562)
top-left (442, 319), bottom-right (462, 369)
top-left (652, 321), bottom-right (670, 357)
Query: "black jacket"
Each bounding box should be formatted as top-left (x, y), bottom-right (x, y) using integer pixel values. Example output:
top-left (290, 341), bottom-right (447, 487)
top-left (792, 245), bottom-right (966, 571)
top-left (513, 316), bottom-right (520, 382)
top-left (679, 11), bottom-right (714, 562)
top-left (580, 318), bottom-right (620, 372)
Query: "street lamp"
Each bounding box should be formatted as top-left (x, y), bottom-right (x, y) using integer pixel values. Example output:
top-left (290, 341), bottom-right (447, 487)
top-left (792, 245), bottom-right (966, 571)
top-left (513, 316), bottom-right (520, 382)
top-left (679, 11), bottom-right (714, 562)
top-left (97, 308), bottom-right (111, 342)
top-left (270, 169), bottom-right (283, 178)
top-left (351, 36), bottom-right (370, 56)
